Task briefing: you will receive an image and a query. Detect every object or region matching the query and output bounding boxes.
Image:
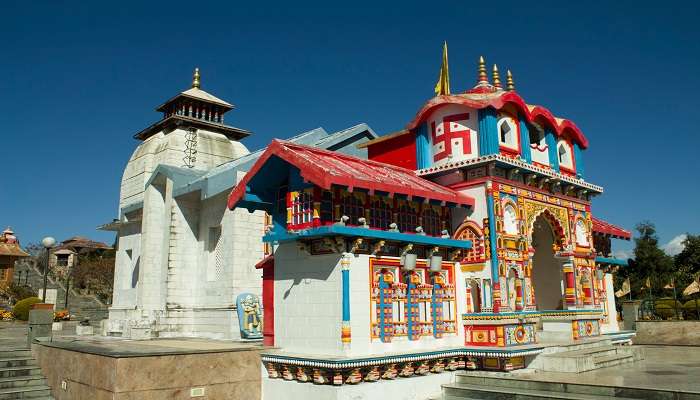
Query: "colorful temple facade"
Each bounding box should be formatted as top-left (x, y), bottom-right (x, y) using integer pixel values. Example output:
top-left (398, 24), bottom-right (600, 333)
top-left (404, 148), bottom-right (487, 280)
top-left (0, 227), bottom-right (29, 288)
top-left (227, 52), bottom-right (631, 397)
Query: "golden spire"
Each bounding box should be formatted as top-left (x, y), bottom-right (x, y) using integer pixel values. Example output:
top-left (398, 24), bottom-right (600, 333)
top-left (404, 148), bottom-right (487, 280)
top-left (492, 64), bottom-right (502, 89)
top-left (192, 67), bottom-right (201, 89)
top-left (477, 56), bottom-right (489, 85)
top-left (434, 41), bottom-right (451, 96)
top-left (506, 70), bottom-right (515, 91)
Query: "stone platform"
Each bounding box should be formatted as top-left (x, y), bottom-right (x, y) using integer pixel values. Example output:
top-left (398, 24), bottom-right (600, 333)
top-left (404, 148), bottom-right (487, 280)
top-left (443, 345), bottom-right (700, 400)
top-left (32, 336), bottom-right (263, 400)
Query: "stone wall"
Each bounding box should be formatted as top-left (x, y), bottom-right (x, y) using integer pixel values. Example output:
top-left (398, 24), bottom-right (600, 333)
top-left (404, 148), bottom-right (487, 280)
top-left (33, 343), bottom-right (261, 400)
top-left (634, 320), bottom-right (700, 346)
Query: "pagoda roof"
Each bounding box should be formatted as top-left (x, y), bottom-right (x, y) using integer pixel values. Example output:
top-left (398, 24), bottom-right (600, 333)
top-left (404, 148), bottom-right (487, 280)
top-left (156, 87), bottom-right (233, 112)
top-left (405, 90), bottom-right (589, 149)
top-left (0, 243), bottom-right (29, 258)
top-left (592, 216), bottom-right (631, 240)
top-left (228, 140), bottom-right (475, 210)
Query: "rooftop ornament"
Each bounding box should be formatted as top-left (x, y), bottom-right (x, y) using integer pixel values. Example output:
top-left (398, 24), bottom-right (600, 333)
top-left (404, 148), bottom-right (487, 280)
top-left (506, 70), bottom-right (515, 91)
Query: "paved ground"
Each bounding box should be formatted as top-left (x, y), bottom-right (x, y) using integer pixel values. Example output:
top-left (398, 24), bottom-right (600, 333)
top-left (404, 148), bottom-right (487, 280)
top-left (516, 345), bottom-right (700, 394)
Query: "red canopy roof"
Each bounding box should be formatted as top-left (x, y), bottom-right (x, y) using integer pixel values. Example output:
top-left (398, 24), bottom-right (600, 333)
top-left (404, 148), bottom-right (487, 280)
top-left (228, 140), bottom-right (475, 210)
top-left (592, 216), bottom-right (631, 240)
top-left (406, 91), bottom-right (589, 149)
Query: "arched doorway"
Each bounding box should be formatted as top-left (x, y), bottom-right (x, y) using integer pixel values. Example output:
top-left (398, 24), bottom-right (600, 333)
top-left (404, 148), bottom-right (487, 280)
top-left (530, 215), bottom-right (564, 310)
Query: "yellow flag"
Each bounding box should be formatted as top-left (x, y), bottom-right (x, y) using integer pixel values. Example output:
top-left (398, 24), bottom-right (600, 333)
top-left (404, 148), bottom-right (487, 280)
top-left (615, 278), bottom-right (631, 298)
top-left (434, 41), bottom-right (451, 96)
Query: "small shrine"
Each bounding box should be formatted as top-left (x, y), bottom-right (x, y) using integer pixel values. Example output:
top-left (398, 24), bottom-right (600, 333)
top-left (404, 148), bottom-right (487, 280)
top-left (0, 227), bottom-right (29, 288)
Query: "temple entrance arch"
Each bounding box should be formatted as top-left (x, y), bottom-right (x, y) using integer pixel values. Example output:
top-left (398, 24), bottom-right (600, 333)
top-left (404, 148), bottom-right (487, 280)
top-left (530, 213), bottom-right (565, 310)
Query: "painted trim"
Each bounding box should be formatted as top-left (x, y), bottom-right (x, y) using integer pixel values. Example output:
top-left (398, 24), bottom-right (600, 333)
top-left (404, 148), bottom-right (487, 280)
top-left (416, 122), bottom-right (432, 169)
top-left (595, 256), bottom-right (628, 267)
top-left (485, 186), bottom-right (499, 283)
top-left (574, 143), bottom-right (586, 179)
top-left (263, 225), bottom-right (473, 249)
top-left (478, 108), bottom-right (499, 156)
top-left (519, 118), bottom-right (532, 163)
top-left (545, 129), bottom-right (560, 173)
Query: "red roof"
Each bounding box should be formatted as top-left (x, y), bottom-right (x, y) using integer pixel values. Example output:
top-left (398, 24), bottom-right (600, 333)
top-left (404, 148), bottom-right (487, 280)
top-left (228, 140), bottom-right (475, 210)
top-left (592, 216), bottom-right (631, 240)
top-left (406, 91), bottom-right (589, 149)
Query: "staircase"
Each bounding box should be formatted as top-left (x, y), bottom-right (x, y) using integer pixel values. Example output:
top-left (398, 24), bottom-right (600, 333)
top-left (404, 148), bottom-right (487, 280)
top-left (529, 339), bottom-right (643, 373)
top-left (0, 349), bottom-right (53, 399)
top-left (13, 260), bottom-right (108, 324)
top-left (442, 372), bottom-right (700, 400)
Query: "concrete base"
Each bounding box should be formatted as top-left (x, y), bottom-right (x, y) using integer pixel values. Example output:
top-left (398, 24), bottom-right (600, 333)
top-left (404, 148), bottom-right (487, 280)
top-left (52, 322), bottom-right (63, 331)
top-left (263, 370), bottom-right (455, 400)
top-left (32, 338), bottom-right (263, 400)
top-left (27, 309), bottom-right (53, 347)
top-left (634, 320), bottom-right (700, 345)
top-left (75, 325), bottom-right (94, 336)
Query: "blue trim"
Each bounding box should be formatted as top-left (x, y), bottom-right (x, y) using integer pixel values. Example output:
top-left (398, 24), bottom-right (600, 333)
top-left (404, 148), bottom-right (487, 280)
top-left (416, 123), bottom-right (432, 169)
top-left (432, 282), bottom-right (441, 337)
top-left (478, 108), bottom-right (498, 155)
top-left (545, 129), bottom-right (560, 172)
top-left (595, 256), bottom-right (628, 267)
top-left (263, 225), bottom-right (473, 249)
top-left (486, 191), bottom-right (499, 283)
top-left (519, 118), bottom-right (532, 163)
top-left (406, 279), bottom-right (415, 340)
top-left (342, 269), bottom-right (350, 321)
top-left (378, 275), bottom-right (388, 342)
top-left (574, 143), bottom-right (585, 179)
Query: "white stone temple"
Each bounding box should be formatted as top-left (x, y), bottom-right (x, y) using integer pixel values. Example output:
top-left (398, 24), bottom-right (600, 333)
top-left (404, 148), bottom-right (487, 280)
top-left (101, 69), bottom-right (377, 339)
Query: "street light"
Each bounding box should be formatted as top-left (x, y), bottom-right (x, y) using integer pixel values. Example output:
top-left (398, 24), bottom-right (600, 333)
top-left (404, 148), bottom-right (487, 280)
top-left (41, 236), bottom-right (56, 303)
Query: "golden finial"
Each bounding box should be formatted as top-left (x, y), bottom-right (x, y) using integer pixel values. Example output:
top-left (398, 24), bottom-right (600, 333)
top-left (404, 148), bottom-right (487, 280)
top-left (492, 64), bottom-right (501, 89)
top-left (434, 41), bottom-right (451, 96)
top-left (478, 56), bottom-right (489, 85)
top-left (506, 70), bottom-right (515, 91)
top-left (192, 67), bottom-right (201, 89)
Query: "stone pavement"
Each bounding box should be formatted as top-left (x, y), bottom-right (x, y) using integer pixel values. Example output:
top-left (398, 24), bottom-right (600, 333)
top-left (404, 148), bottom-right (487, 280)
top-left (514, 344), bottom-right (700, 394)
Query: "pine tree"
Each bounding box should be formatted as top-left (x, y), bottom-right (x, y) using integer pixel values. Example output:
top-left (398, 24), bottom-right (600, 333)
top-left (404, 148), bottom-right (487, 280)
top-left (631, 221), bottom-right (674, 297)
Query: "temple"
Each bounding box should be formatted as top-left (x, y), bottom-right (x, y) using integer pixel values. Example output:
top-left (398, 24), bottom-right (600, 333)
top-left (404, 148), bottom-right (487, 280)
top-left (227, 50), bottom-right (633, 398)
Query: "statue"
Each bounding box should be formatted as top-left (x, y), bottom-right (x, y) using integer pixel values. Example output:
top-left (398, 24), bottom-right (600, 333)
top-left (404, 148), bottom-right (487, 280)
top-left (236, 293), bottom-right (263, 339)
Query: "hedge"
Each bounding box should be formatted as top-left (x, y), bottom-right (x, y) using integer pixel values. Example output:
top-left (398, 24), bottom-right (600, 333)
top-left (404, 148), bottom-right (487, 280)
top-left (12, 297), bottom-right (41, 321)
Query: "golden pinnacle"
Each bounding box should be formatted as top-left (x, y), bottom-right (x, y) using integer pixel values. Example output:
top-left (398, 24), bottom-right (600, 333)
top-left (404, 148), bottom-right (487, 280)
top-left (506, 69), bottom-right (515, 91)
top-left (192, 67), bottom-right (201, 89)
top-left (478, 56), bottom-right (488, 84)
top-left (492, 64), bottom-right (501, 89)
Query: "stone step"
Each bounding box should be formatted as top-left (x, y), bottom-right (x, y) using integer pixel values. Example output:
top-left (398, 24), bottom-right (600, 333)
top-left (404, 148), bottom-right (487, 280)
top-left (443, 383), bottom-right (639, 400)
top-left (0, 376), bottom-right (46, 390)
top-left (453, 372), bottom-right (700, 400)
top-left (0, 367), bottom-right (42, 379)
top-left (0, 385), bottom-right (52, 399)
top-left (546, 345), bottom-right (619, 359)
top-left (455, 374), bottom-right (622, 396)
top-left (593, 353), bottom-right (634, 369)
top-left (0, 358), bottom-right (37, 368)
top-left (0, 351), bottom-right (31, 359)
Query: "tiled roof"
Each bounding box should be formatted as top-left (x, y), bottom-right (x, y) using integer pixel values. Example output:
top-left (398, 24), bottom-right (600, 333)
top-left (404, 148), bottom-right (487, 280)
top-left (228, 140), bottom-right (475, 209)
top-left (592, 216), bottom-right (631, 240)
top-left (0, 243), bottom-right (30, 258)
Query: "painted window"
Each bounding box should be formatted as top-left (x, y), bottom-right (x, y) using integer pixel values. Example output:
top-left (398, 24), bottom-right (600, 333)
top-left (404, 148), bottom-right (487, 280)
top-left (529, 127), bottom-right (545, 146)
top-left (575, 219), bottom-right (589, 246)
top-left (422, 206), bottom-right (441, 236)
top-left (320, 190), bottom-right (333, 223)
top-left (557, 140), bottom-right (574, 170)
top-left (206, 225), bottom-right (223, 282)
top-left (456, 225), bottom-right (484, 263)
top-left (397, 202), bottom-right (418, 233)
top-left (497, 117), bottom-right (518, 150)
top-left (340, 193), bottom-right (365, 225)
top-left (503, 204), bottom-right (518, 235)
top-left (290, 191), bottom-right (313, 227)
top-left (369, 197), bottom-right (392, 230)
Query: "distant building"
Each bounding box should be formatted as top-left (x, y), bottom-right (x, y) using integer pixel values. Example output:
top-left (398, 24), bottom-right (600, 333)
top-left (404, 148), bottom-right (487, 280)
top-left (0, 227), bottom-right (29, 288)
top-left (49, 236), bottom-right (112, 270)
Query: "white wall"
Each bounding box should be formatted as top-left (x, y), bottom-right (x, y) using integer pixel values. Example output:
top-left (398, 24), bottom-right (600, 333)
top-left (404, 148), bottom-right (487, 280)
top-left (427, 104), bottom-right (479, 165)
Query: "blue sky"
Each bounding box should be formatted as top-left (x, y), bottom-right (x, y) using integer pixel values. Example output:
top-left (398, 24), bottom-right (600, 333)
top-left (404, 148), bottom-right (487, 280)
top-left (1, 1), bottom-right (698, 256)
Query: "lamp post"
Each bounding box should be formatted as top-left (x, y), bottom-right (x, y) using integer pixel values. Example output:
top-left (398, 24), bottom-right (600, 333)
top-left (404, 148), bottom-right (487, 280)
top-left (41, 237), bottom-right (56, 303)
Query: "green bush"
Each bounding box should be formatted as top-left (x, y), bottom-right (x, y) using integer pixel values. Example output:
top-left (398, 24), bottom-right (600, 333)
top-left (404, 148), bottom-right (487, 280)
top-left (12, 297), bottom-right (41, 321)
top-left (683, 300), bottom-right (700, 319)
top-left (654, 299), bottom-right (683, 319)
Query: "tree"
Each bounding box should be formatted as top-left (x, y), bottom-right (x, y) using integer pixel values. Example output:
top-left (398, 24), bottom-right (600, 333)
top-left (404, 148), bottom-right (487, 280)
top-left (674, 234), bottom-right (700, 295)
top-left (630, 221), bottom-right (674, 297)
